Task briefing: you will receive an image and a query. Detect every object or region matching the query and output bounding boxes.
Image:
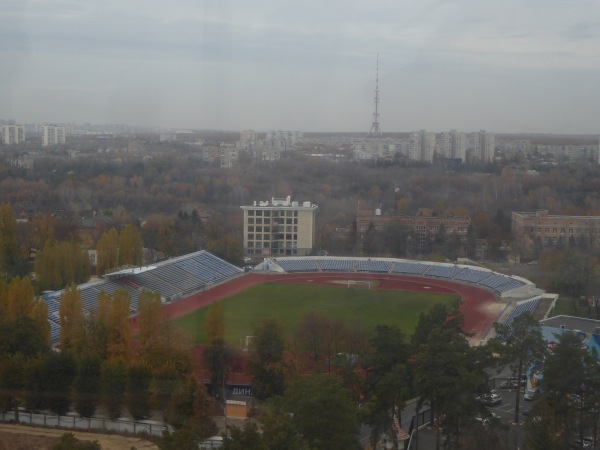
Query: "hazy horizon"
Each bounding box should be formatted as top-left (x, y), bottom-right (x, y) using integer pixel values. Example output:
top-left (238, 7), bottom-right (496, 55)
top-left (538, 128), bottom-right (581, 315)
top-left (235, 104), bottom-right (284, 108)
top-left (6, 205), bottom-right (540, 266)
top-left (2, 1), bottom-right (600, 134)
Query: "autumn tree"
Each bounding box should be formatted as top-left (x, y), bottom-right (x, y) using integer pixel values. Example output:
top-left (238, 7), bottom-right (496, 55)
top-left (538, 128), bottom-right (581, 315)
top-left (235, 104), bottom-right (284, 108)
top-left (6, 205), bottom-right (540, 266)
top-left (100, 358), bottom-right (127, 420)
top-left (6, 275), bottom-right (35, 320)
top-left (205, 301), bottom-right (225, 343)
top-left (248, 318), bottom-right (286, 400)
top-left (0, 203), bottom-right (18, 276)
top-left (203, 338), bottom-right (235, 401)
top-left (82, 290), bottom-right (111, 360)
top-left (96, 228), bottom-right (119, 275)
top-left (167, 375), bottom-right (217, 437)
top-left (34, 240), bottom-right (90, 291)
top-left (107, 288), bottom-right (131, 360)
top-left (73, 354), bottom-right (101, 418)
top-left (137, 289), bottom-right (163, 349)
top-left (127, 362), bottom-right (152, 420)
top-left (118, 223), bottom-right (143, 266)
top-left (44, 351), bottom-right (77, 416)
top-left (59, 284), bottom-right (85, 353)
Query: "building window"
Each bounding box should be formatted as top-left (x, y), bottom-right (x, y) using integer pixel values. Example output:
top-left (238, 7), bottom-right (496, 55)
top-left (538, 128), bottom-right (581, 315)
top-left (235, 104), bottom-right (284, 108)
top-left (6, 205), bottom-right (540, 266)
top-left (545, 228), bottom-right (549, 233)
top-left (553, 228), bottom-right (557, 234)
top-left (256, 210), bottom-right (263, 216)
top-left (248, 218), bottom-right (254, 224)
top-left (256, 226), bottom-right (262, 232)
top-left (264, 211), bottom-right (271, 217)
top-left (256, 218), bottom-right (262, 224)
top-left (569, 229), bottom-right (573, 235)
top-left (561, 228), bottom-right (565, 233)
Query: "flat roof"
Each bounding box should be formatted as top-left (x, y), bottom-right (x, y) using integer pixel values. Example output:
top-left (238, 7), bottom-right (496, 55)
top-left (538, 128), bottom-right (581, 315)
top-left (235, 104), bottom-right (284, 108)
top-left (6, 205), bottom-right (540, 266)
top-left (541, 315), bottom-right (600, 334)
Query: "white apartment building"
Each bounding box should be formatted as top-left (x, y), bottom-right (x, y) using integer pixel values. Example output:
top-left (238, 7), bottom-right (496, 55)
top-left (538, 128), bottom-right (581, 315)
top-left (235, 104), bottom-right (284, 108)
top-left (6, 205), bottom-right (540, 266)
top-left (2, 124), bottom-right (25, 145)
top-left (408, 130), bottom-right (435, 163)
top-left (468, 130), bottom-right (495, 163)
top-left (437, 130), bottom-right (467, 161)
top-left (265, 131), bottom-right (304, 152)
top-left (241, 196), bottom-right (317, 258)
top-left (41, 125), bottom-right (66, 146)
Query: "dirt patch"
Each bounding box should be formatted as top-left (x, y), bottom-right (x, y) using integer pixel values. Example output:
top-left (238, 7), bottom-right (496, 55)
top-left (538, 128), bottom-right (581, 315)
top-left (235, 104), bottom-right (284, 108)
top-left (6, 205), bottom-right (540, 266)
top-left (0, 424), bottom-right (159, 450)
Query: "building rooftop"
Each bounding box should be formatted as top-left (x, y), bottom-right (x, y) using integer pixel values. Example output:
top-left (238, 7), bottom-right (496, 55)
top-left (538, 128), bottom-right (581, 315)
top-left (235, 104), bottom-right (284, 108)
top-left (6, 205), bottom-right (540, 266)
top-left (541, 315), bottom-right (600, 334)
top-left (241, 196), bottom-right (317, 209)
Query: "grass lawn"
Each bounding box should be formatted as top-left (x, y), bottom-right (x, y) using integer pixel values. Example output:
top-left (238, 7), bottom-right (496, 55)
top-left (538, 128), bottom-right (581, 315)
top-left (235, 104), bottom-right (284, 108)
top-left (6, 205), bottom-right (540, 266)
top-left (550, 297), bottom-right (600, 320)
top-left (173, 282), bottom-right (459, 345)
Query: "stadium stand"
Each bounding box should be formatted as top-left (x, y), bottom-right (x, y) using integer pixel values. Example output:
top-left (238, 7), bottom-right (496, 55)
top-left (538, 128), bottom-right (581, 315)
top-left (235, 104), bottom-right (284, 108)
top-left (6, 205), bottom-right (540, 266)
top-left (454, 268), bottom-right (491, 283)
top-left (478, 274), bottom-right (514, 289)
top-left (391, 261), bottom-right (430, 275)
top-left (275, 258), bottom-right (319, 273)
top-left (318, 258), bottom-right (354, 272)
top-left (496, 278), bottom-right (526, 293)
top-left (425, 265), bottom-right (463, 279)
top-left (495, 298), bottom-right (541, 341)
top-left (357, 259), bottom-right (391, 273)
top-left (43, 250), bottom-right (243, 344)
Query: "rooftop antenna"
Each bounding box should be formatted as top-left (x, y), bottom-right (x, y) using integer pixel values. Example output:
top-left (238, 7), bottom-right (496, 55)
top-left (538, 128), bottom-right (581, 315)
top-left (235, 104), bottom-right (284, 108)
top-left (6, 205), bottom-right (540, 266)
top-left (369, 53), bottom-right (382, 137)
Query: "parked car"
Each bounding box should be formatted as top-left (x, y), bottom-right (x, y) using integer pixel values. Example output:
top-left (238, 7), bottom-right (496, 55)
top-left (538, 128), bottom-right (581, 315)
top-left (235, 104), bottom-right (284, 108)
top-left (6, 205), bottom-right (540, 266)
top-left (479, 393), bottom-right (502, 406)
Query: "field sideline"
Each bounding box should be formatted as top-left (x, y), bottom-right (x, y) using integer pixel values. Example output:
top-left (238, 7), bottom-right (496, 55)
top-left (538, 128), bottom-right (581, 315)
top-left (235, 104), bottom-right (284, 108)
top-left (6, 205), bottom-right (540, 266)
top-left (173, 282), bottom-right (460, 344)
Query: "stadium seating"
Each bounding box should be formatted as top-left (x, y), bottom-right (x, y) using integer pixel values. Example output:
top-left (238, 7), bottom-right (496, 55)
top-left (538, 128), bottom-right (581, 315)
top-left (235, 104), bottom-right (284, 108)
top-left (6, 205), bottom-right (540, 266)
top-left (318, 258), bottom-right (354, 272)
top-left (496, 298), bottom-right (541, 341)
top-left (425, 265), bottom-right (463, 279)
top-left (454, 268), bottom-right (491, 283)
top-left (391, 261), bottom-right (430, 275)
top-left (275, 258), bottom-right (319, 272)
top-left (357, 259), bottom-right (391, 273)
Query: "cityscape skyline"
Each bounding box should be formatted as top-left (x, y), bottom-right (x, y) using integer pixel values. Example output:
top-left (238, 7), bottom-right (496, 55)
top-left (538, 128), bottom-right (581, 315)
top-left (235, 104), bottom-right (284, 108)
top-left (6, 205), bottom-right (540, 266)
top-left (2, 1), bottom-right (600, 134)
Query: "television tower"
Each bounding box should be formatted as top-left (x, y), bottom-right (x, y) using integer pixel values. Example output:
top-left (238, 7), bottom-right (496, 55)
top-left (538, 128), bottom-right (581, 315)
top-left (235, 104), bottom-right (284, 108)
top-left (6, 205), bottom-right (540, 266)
top-left (368, 54), bottom-right (382, 137)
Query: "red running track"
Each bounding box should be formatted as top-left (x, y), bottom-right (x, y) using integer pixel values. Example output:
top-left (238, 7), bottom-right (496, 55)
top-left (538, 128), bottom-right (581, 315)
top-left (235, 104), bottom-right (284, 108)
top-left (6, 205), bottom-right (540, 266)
top-left (159, 272), bottom-right (503, 343)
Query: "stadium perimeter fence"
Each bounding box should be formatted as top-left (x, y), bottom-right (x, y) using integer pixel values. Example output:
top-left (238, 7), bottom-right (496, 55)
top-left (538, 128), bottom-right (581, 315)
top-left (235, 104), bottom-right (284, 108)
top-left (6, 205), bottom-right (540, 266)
top-left (0, 409), bottom-right (172, 437)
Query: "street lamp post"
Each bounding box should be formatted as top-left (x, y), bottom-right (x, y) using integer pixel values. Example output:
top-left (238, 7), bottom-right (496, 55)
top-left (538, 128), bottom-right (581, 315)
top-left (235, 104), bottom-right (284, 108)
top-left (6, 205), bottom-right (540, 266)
top-left (394, 187), bottom-right (399, 215)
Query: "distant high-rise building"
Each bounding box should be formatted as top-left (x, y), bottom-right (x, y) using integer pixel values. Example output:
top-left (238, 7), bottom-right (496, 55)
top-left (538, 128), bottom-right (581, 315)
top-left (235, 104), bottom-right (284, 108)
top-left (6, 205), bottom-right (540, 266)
top-left (2, 124), bottom-right (25, 145)
top-left (41, 125), bottom-right (66, 146)
top-left (468, 130), bottom-right (495, 163)
top-left (240, 129), bottom-right (257, 143)
top-left (437, 130), bottom-right (467, 161)
top-left (408, 130), bottom-right (435, 163)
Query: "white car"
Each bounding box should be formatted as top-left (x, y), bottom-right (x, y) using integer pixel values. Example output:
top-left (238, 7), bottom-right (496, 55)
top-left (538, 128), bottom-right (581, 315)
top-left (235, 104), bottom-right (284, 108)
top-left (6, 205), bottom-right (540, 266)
top-left (480, 393), bottom-right (502, 406)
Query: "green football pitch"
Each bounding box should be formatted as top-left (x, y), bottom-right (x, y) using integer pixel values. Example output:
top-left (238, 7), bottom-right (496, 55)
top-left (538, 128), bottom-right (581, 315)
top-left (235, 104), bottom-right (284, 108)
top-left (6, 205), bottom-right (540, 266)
top-left (173, 282), bottom-right (459, 345)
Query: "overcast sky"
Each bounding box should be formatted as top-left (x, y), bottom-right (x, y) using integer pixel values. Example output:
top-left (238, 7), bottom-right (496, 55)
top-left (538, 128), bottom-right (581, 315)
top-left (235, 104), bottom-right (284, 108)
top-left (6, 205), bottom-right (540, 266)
top-left (2, 0), bottom-right (600, 133)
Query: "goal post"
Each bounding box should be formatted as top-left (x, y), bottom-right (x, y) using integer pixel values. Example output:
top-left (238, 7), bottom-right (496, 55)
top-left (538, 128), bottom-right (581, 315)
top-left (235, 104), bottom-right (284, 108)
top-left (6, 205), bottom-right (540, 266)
top-left (345, 280), bottom-right (372, 290)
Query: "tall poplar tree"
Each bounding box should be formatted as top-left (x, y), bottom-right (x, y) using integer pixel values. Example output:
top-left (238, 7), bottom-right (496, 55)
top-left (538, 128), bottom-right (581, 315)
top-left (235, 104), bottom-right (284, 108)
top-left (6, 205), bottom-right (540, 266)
top-left (107, 288), bottom-right (131, 360)
top-left (0, 203), bottom-right (18, 276)
top-left (7, 276), bottom-right (35, 320)
top-left (118, 224), bottom-right (143, 266)
top-left (59, 284), bottom-right (84, 353)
